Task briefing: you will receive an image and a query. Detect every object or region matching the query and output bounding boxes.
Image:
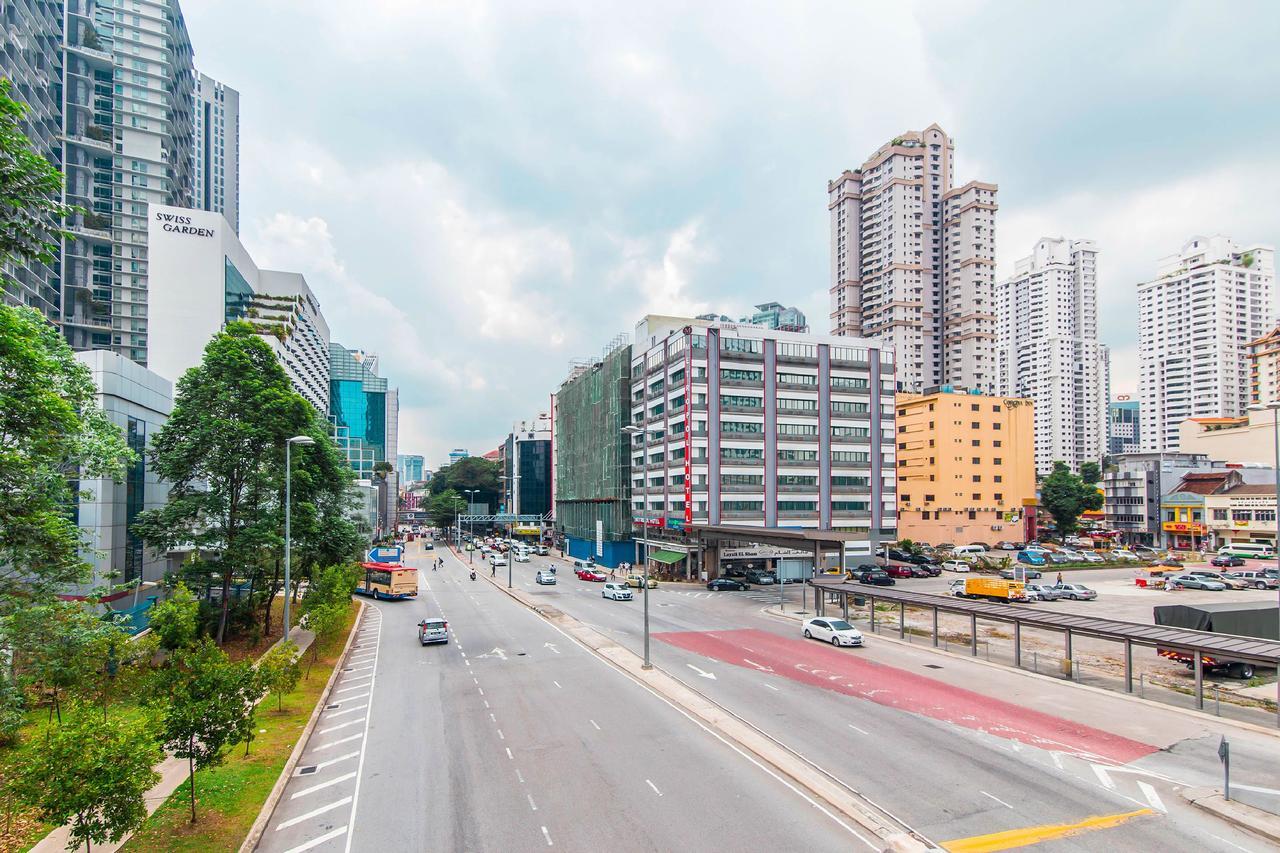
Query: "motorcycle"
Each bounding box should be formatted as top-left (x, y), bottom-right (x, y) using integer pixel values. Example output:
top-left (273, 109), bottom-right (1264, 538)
top-left (470, 570), bottom-right (476, 581)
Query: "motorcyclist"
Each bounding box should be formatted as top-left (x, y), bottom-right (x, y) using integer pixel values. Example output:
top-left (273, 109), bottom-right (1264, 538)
top-left (470, 569), bottom-right (477, 581)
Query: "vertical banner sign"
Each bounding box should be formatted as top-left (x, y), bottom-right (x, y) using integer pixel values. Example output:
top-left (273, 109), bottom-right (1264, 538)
top-left (595, 519), bottom-right (604, 558)
top-left (684, 330), bottom-right (693, 524)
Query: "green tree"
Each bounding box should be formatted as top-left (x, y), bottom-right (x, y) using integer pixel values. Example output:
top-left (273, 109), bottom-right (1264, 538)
top-left (1039, 461), bottom-right (1103, 537)
top-left (0, 679), bottom-right (25, 745)
top-left (133, 322), bottom-right (314, 644)
top-left (304, 603), bottom-right (347, 676)
top-left (256, 640), bottom-right (301, 711)
top-left (149, 638), bottom-right (261, 822)
top-left (148, 583), bottom-right (199, 650)
top-left (3, 601), bottom-right (119, 723)
top-left (428, 456), bottom-right (500, 508)
top-left (0, 79), bottom-right (79, 269)
top-left (0, 307), bottom-right (135, 606)
top-left (428, 489), bottom-right (465, 531)
top-left (1079, 462), bottom-right (1101, 486)
top-left (18, 703), bottom-right (161, 852)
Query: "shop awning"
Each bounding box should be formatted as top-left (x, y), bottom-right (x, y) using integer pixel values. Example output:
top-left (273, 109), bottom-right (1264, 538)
top-left (649, 550), bottom-right (686, 565)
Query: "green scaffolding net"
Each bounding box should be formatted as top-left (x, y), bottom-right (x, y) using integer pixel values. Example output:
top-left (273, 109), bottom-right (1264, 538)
top-left (555, 343), bottom-right (633, 543)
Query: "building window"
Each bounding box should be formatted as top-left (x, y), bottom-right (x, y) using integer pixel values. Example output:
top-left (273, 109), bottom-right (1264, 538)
top-left (993, 457), bottom-right (1002, 465)
top-left (970, 403), bottom-right (979, 412)
top-left (1232, 509), bottom-right (1253, 522)
top-left (993, 423), bottom-right (1002, 430)
top-left (994, 493), bottom-right (1003, 501)
top-left (971, 422), bottom-right (980, 429)
top-left (777, 500), bottom-right (817, 512)
top-left (971, 493), bottom-right (981, 501)
top-left (971, 457), bottom-right (980, 464)
top-left (721, 368), bottom-right (762, 383)
top-left (721, 447), bottom-right (763, 461)
top-left (971, 439), bottom-right (980, 447)
top-left (993, 440), bottom-right (1002, 448)
top-left (972, 475), bottom-right (981, 482)
top-left (994, 475), bottom-right (1003, 483)
top-left (832, 501), bottom-right (869, 512)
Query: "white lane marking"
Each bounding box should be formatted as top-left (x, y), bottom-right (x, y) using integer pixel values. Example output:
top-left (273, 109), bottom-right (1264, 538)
top-left (275, 796), bottom-right (353, 830)
top-left (344, 604), bottom-right (383, 853)
top-left (527, 792), bottom-right (538, 811)
top-left (282, 825), bottom-right (348, 853)
top-left (478, 688), bottom-right (484, 696)
top-left (317, 718), bottom-right (366, 735)
top-left (344, 664), bottom-right (374, 672)
top-left (541, 826), bottom-right (554, 846)
top-left (590, 719), bottom-right (601, 730)
top-left (1206, 833), bottom-right (1252, 852)
top-left (331, 691), bottom-right (370, 701)
top-left (516, 769), bottom-right (525, 784)
top-left (1230, 782), bottom-right (1280, 796)
top-left (1051, 752), bottom-right (1064, 770)
top-left (311, 733), bottom-right (363, 751)
top-left (847, 723), bottom-right (868, 735)
top-left (981, 791), bottom-right (1013, 809)
top-left (338, 674), bottom-right (373, 684)
top-left (1092, 764), bottom-right (1116, 790)
top-left (333, 685), bottom-right (369, 696)
top-left (506, 747), bottom-right (513, 759)
top-left (1138, 781), bottom-right (1166, 812)
top-left (465, 660), bottom-right (471, 666)
top-left (324, 704), bottom-right (368, 719)
top-left (646, 779), bottom-right (663, 796)
top-left (763, 683), bottom-right (780, 691)
top-left (484, 700), bottom-right (490, 709)
top-left (290, 771), bottom-right (357, 799)
top-left (497, 729), bottom-right (505, 740)
top-left (489, 713), bottom-right (496, 722)
top-left (306, 751), bottom-right (361, 772)
top-left (473, 677), bottom-right (479, 684)
top-left (553, 680), bottom-right (562, 688)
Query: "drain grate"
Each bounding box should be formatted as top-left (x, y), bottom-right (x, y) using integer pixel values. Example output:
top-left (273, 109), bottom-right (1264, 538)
top-left (923, 664), bottom-right (944, 669)
top-left (297, 765), bottom-right (318, 775)
top-left (517, 652), bottom-right (527, 656)
top-left (325, 703), bottom-right (340, 710)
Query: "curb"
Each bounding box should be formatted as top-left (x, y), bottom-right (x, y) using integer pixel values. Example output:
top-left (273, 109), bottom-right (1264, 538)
top-left (760, 603), bottom-right (1280, 740)
top-left (239, 600), bottom-right (366, 853)
top-left (1182, 786), bottom-right (1280, 844)
top-left (473, 561), bottom-right (933, 851)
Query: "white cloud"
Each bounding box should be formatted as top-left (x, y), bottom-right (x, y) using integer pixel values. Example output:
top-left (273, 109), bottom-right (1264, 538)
top-left (606, 219), bottom-right (716, 320)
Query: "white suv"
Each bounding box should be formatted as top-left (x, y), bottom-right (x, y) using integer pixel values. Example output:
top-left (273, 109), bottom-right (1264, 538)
top-left (602, 582), bottom-right (632, 601)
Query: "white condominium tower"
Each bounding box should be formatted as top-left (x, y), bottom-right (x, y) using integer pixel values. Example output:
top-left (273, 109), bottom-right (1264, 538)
top-left (1138, 235), bottom-right (1275, 452)
top-left (828, 124), bottom-right (998, 393)
top-left (193, 72), bottom-right (239, 231)
top-left (995, 237), bottom-right (1106, 475)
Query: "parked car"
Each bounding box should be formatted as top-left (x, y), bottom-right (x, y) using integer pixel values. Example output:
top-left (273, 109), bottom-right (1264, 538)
top-left (1211, 554), bottom-right (1246, 568)
top-left (744, 569), bottom-right (776, 585)
top-left (1047, 552), bottom-right (1072, 565)
top-left (903, 553), bottom-right (933, 565)
top-left (852, 568), bottom-right (895, 586)
top-left (886, 549), bottom-right (912, 562)
top-left (1110, 550), bottom-right (1140, 561)
top-left (802, 618), bottom-right (864, 647)
top-left (1224, 570), bottom-right (1280, 590)
top-left (1167, 574), bottom-right (1226, 591)
top-left (994, 541), bottom-right (1021, 551)
top-left (1000, 567), bottom-right (1042, 580)
top-left (1187, 570), bottom-right (1249, 590)
top-left (1016, 551), bottom-right (1046, 566)
top-left (1054, 583), bottom-right (1097, 600)
top-left (941, 560), bottom-right (971, 573)
top-left (1078, 551), bottom-right (1104, 563)
top-left (602, 582), bottom-right (633, 601)
top-left (707, 577), bottom-right (749, 591)
top-left (535, 570), bottom-right (557, 585)
top-left (1151, 557), bottom-right (1183, 568)
top-left (913, 564), bottom-right (942, 578)
top-left (490, 556), bottom-right (508, 568)
top-left (1025, 583), bottom-right (1062, 601)
top-left (535, 545), bottom-right (549, 556)
top-left (625, 574), bottom-right (657, 589)
top-left (1057, 549), bottom-right (1084, 561)
top-left (885, 565), bottom-right (916, 579)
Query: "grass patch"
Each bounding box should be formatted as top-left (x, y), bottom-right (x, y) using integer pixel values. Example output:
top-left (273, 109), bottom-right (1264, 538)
top-left (121, 600), bottom-right (359, 853)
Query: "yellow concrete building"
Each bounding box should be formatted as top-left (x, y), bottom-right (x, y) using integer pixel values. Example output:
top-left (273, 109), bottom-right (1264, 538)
top-left (894, 387), bottom-right (1036, 546)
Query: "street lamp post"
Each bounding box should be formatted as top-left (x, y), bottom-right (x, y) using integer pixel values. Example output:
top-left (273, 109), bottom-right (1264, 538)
top-left (622, 424), bottom-right (654, 670)
top-left (284, 435), bottom-right (316, 639)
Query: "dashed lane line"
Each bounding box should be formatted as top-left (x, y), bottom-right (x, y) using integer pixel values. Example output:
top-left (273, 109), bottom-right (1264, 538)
top-left (282, 825), bottom-right (348, 853)
top-left (310, 732), bottom-right (363, 752)
top-left (317, 718), bottom-right (365, 736)
top-left (275, 797), bottom-right (352, 831)
top-left (646, 779), bottom-right (663, 797)
top-left (980, 790), bottom-right (1013, 809)
top-left (289, 771), bottom-right (357, 800)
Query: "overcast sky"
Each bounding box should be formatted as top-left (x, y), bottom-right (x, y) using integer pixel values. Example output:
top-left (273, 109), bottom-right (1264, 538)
top-left (183, 0), bottom-right (1280, 469)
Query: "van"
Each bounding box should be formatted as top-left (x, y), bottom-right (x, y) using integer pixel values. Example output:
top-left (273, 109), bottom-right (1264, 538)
top-left (951, 545), bottom-right (987, 557)
top-left (1224, 570), bottom-right (1280, 590)
top-left (1219, 543), bottom-right (1276, 559)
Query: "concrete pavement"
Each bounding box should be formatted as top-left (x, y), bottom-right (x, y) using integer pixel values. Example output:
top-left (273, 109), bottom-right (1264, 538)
top-left (257, 543), bottom-right (863, 852)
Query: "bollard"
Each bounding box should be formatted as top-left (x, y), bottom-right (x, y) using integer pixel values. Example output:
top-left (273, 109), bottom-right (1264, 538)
top-left (1139, 672), bottom-right (1145, 698)
top-left (1215, 685), bottom-right (1221, 717)
top-left (1033, 651), bottom-right (1038, 673)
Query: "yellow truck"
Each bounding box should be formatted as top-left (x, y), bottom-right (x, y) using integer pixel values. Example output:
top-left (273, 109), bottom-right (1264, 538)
top-left (950, 577), bottom-right (1027, 602)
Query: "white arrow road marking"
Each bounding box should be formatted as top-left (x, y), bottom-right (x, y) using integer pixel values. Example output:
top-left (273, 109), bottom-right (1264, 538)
top-left (742, 658), bottom-right (775, 672)
top-left (687, 664), bottom-right (717, 679)
top-left (544, 643), bottom-right (561, 654)
top-left (1092, 764), bottom-right (1116, 790)
top-left (1138, 781), bottom-right (1166, 812)
top-left (478, 648), bottom-right (508, 660)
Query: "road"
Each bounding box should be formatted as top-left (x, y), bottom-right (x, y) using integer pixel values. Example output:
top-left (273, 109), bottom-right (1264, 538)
top-left (488, 547), bottom-right (1280, 851)
top-left (258, 545), bottom-right (862, 853)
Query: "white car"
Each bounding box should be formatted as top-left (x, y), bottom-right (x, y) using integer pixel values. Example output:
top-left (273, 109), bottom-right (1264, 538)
top-left (513, 552), bottom-right (530, 563)
top-left (1110, 550), bottom-right (1139, 561)
top-left (602, 582), bottom-right (632, 601)
top-left (490, 555), bottom-right (508, 568)
top-left (535, 570), bottom-right (556, 585)
top-left (1057, 549), bottom-right (1084, 561)
top-left (1079, 551), bottom-right (1104, 563)
top-left (802, 618), bottom-right (863, 647)
top-left (941, 560), bottom-right (971, 573)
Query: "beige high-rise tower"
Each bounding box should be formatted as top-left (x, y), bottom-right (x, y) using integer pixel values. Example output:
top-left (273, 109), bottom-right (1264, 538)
top-left (828, 124), bottom-right (998, 392)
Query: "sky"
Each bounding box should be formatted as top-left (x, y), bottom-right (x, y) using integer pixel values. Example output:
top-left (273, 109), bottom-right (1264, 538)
top-left (182, 0), bottom-right (1280, 470)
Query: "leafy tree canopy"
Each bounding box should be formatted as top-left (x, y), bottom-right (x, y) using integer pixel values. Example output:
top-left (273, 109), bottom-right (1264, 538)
top-left (429, 456), bottom-right (500, 508)
top-left (1039, 461), bottom-right (1103, 537)
top-left (1079, 461), bottom-right (1101, 486)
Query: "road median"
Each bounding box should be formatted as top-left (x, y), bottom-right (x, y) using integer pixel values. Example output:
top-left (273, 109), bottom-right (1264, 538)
top-left (472, 560), bottom-right (933, 852)
top-left (1181, 787), bottom-right (1280, 845)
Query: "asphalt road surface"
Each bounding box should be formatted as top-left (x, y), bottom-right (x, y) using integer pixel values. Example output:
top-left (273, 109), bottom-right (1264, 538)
top-left (259, 546), bottom-right (863, 853)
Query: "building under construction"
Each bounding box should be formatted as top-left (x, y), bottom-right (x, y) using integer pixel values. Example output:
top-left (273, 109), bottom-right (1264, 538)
top-left (553, 336), bottom-right (636, 567)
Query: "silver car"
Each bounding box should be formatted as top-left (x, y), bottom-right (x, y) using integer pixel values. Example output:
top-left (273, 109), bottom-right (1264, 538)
top-left (1025, 583), bottom-right (1062, 601)
top-left (1055, 583), bottom-right (1097, 600)
top-left (535, 570), bottom-right (557, 585)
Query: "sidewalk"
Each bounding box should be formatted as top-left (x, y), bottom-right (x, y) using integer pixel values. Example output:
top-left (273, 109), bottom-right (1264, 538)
top-left (31, 624), bottom-right (316, 853)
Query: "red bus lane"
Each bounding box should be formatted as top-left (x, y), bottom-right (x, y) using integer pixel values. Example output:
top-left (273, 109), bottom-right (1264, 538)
top-left (655, 628), bottom-right (1157, 764)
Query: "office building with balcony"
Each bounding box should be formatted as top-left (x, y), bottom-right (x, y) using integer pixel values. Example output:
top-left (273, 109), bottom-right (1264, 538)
top-left (628, 315), bottom-right (895, 559)
top-left (147, 204), bottom-right (331, 412)
top-left (828, 124), bottom-right (998, 393)
top-left (1100, 452), bottom-right (1247, 547)
top-left (1138, 236), bottom-right (1275, 452)
top-left (893, 386), bottom-right (1036, 546)
top-left (995, 237), bottom-right (1106, 474)
top-left (193, 71), bottom-right (239, 231)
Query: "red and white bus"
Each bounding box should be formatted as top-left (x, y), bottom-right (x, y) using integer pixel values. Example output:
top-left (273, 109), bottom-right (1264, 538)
top-left (354, 561), bottom-right (418, 600)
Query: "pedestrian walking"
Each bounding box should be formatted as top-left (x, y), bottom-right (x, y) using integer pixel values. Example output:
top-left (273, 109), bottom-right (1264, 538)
top-left (1055, 571), bottom-right (1063, 586)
